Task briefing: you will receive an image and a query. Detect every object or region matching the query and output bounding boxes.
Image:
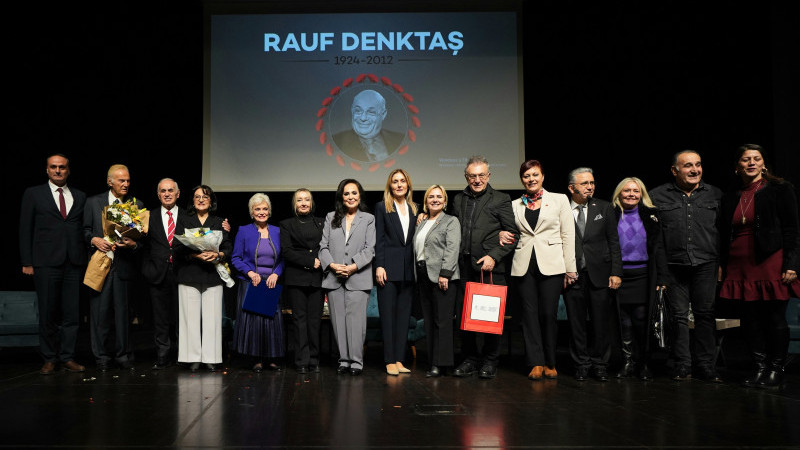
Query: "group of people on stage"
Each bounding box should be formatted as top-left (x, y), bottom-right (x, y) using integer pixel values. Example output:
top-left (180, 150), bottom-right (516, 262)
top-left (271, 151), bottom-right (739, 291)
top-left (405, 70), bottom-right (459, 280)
top-left (20, 145), bottom-right (798, 388)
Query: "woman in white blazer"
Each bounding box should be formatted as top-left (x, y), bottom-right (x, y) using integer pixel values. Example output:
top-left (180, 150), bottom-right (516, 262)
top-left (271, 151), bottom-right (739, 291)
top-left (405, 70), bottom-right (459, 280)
top-left (319, 179), bottom-right (376, 376)
top-left (413, 185), bottom-right (460, 377)
top-left (508, 160), bottom-right (576, 380)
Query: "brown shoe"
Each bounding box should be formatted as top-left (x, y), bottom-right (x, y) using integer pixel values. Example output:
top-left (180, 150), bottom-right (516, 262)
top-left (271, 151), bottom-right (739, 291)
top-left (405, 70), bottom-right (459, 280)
top-left (63, 361), bottom-right (86, 373)
top-left (40, 362), bottom-right (56, 375)
top-left (528, 366), bottom-right (544, 380)
top-left (544, 366), bottom-right (558, 379)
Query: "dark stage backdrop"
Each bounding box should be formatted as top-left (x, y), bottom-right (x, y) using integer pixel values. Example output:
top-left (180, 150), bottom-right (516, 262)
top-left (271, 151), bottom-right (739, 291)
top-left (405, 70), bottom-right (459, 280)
top-left (4, 1), bottom-right (798, 292)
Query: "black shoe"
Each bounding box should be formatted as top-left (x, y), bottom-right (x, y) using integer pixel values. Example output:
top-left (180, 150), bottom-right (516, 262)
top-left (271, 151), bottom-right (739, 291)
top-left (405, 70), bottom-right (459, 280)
top-left (350, 368), bottom-right (362, 376)
top-left (97, 362), bottom-right (112, 373)
top-left (638, 364), bottom-right (653, 381)
top-left (309, 364), bottom-right (320, 373)
top-left (337, 366), bottom-right (349, 375)
top-left (757, 358), bottom-right (785, 389)
top-left (615, 360), bottom-right (636, 378)
top-left (478, 364), bottom-right (497, 379)
top-left (592, 367), bottom-right (609, 382)
top-left (206, 363), bottom-right (217, 372)
top-left (189, 362), bottom-right (200, 372)
top-left (696, 367), bottom-right (723, 383)
top-left (575, 367), bottom-right (588, 381)
top-left (743, 353), bottom-right (767, 388)
top-left (118, 360), bottom-right (135, 371)
top-left (296, 366), bottom-right (309, 374)
top-left (671, 366), bottom-right (692, 381)
top-left (152, 359), bottom-right (172, 370)
top-left (253, 363), bottom-right (264, 373)
top-left (426, 366), bottom-right (441, 378)
top-left (453, 361), bottom-right (478, 377)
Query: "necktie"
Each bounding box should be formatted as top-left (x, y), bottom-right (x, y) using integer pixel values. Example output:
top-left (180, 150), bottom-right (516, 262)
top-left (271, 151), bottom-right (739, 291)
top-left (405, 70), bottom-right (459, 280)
top-left (57, 188), bottom-right (67, 219)
top-left (576, 205), bottom-right (586, 236)
top-left (113, 199), bottom-right (120, 205)
top-left (167, 211), bottom-right (175, 263)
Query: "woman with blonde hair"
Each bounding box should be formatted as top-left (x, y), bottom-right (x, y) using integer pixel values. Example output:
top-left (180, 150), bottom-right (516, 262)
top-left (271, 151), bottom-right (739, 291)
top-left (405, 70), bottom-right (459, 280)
top-left (374, 169), bottom-right (418, 375)
top-left (611, 177), bottom-right (668, 380)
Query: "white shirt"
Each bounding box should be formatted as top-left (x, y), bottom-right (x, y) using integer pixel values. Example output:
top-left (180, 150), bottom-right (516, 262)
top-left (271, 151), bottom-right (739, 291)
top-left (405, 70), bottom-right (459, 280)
top-left (394, 201), bottom-right (410, 242)
top-left (161, 206), bottom-right (179, 236)
top-left (49, 181), bottom-right (73, 215)
top-left (414, 219), bottom-right (435, 262)
top-left (108, 190), bottom-right (124, 206)
top-left (570, 199), bottom-right (587, 222)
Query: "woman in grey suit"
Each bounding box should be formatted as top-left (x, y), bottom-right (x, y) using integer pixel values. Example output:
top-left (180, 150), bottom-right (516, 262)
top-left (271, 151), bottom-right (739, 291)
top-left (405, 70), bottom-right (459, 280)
top-left (319, 179), bottom-right (376, 376)
top-left (414, 185), bottom-right (460, 377)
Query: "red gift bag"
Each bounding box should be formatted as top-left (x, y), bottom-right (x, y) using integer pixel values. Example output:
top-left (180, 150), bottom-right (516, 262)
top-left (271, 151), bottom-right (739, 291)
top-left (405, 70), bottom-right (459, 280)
top-left (460, 272), bottom-right (507, 335)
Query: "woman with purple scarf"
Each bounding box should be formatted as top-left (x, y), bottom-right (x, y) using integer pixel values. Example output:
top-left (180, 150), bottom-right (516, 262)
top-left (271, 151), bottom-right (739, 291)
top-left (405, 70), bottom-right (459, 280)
top-left (611, 177), bottom-right (668, 380)
top-left (231, 193), bottom-right (286, 372)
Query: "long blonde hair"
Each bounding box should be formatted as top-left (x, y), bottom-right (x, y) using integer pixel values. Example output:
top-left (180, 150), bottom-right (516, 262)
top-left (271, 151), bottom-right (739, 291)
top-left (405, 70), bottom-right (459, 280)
top-left (382, 168), bottom-right (418, 215)
top-left (611, 177), bottom-right (655, 210)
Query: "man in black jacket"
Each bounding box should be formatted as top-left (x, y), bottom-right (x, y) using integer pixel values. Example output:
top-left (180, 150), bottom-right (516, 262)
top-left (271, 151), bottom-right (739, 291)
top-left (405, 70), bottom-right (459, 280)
top-left (19, 154), bottom-right (87, 375)
top-left (141, 178), bottom-right (182, 370)
top-left (84, 164), bottom-right (143, 371)
top-left (564, 167), bottom-right (622, 382)
top-left (650, 150), bottom-right (723, 382)
top-left (451, 156), bottom-right (519, 379)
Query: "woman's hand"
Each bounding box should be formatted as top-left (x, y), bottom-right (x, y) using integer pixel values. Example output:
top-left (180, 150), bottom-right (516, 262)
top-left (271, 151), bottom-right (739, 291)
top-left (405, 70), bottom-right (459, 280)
top-left (266, 273), bottom-right (278, 289)
top-left (193, 251), bottom-right (218, 262)
top-left (438, 276), bottom-right (449, 291)
top-left (498, 231), bottom-right (515, 247)
top-left (416, 213), bottom-right (428, 225)
top-left (375, 267), bottom-right (387, 287)
top-left (564, 272), bottom-right (578, 289)
top-left (782, 270), bottom-right (797, 284)
top-left (313, 258), bottom-right (321, 269)
top-left (248, 271), bottom-right (261, 286)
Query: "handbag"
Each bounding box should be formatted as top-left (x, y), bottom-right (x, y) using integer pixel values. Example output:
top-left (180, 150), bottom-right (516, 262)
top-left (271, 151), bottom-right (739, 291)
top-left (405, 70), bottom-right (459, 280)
top-left (652, 288), bottom-right (670, 349)
top-left (460, 272), bottom-right (507, 335)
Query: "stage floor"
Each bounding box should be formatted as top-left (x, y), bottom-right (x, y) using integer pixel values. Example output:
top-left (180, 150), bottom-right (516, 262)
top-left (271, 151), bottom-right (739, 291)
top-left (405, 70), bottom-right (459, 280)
top-left (1, 329), bottom-right (799, 449)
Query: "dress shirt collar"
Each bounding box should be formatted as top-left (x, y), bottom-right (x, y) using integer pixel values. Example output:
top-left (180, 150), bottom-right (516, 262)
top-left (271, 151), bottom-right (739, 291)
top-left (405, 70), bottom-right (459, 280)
top-left (48, 180), bottom-right (70, 194)
top-left (108, 190), bottom-right (125, 205)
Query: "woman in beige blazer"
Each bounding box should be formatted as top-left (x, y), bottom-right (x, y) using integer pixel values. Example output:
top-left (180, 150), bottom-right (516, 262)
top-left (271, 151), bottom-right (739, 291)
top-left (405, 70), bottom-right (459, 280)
top-left (508, 160), bottom-right (576, 380)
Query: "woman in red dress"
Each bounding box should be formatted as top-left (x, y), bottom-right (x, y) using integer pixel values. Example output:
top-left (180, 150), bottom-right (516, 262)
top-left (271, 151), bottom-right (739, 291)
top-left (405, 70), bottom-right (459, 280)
top-left (719, 144), bottom-right (799, 389)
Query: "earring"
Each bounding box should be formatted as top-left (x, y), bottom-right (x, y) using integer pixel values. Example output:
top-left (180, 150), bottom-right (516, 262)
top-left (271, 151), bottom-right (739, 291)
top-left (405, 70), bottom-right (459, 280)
top-left (762, 167), bottom-right (768, 173)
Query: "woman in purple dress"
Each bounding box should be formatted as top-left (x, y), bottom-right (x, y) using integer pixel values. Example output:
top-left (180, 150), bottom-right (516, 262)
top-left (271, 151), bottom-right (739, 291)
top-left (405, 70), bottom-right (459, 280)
top-left (611, 177), bottom-right (668, 380)
top-left (231, 193), bottom-right (285, 372)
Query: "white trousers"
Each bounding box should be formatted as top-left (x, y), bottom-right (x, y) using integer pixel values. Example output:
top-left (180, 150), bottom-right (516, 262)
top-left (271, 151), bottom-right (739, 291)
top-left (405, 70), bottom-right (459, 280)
top-left (178, 283), bottom-right (223, 364)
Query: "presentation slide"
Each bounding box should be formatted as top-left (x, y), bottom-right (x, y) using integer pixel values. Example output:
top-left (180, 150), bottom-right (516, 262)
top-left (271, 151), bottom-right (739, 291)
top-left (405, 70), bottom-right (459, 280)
top-left (204, 11), bottom-right (523, 191)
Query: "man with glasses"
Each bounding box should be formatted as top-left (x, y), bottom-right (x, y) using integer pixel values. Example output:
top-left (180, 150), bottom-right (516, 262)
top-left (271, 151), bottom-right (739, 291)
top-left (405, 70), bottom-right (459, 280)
top-left (564, 167), bottom-right (622, 382)
top-left (332, 89), bottom-right (404, 162)
top-left (452, 156), bottom-right (519, 379)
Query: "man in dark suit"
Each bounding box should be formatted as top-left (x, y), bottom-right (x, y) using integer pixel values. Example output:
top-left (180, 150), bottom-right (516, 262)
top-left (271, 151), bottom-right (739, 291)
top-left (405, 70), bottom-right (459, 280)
top-left (451, 156), bottom-right (519, 379)
top-left (332, 89), bottom-right (405, 162)
top-left (140, 178), bottom-right (182, 370)
top-left (83, 164), bottom-right (143, 371)
top-left (564, 167), bottom-right (622, 381)
top-left (19, 154), bottom-right (87, 375)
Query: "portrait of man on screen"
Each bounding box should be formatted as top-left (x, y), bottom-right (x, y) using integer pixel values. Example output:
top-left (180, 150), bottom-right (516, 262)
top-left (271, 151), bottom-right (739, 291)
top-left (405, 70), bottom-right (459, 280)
top-left (332, 89), bottom-right (405, 162)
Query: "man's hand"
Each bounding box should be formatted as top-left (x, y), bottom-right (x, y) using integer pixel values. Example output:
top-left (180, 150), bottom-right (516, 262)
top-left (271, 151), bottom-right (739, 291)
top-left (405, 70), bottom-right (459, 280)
top-left (476, 255), bottom-right (495, 272)
top-left (92, 237), bottom-right (113, 253)
top-left (608, 276), bottom-right (622, 290)
top-left (115, 237), bottom-right (136, 249)
top-left (22, 266), bottom-right (34, 276)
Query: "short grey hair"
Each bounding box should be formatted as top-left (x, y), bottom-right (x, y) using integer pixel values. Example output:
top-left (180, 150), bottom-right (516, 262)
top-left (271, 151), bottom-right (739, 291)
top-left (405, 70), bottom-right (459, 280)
top-left (156, 178), bottom-right (179, 192)
top-left (464, 155), bottom-right (490, 174)
top-left (671, 149), bottom-right (701, 167)
top-left (568, 167), bottom-right (593, 184)
top-left (248, 193), bottom-right (272, 218)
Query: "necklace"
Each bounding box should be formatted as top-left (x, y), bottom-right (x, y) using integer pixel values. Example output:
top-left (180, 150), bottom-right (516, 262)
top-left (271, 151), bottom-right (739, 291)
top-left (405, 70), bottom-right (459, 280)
top-left (738, 180), bottom-right (763, 225)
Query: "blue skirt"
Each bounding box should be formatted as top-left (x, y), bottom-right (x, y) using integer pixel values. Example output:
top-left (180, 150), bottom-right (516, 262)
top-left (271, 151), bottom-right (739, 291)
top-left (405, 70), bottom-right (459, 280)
top-left (232, 281), bottom-right (285, 358)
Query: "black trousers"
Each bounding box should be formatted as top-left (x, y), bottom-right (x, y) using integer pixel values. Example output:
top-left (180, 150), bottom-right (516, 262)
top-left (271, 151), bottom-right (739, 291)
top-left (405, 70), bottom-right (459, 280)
top-left (516, 260), bottom-right (563, 367)
top-left (418, 267), bottom-right (456, 367)
top-left (149, 267), bottom-right (178, 361)
top-left (377, 280), bottom-right (414, 364)
top-left (89, 268), bottom-right (133, 365)
top-left (666, 262), bottom-right (717, 370)
top-left (564, 269), bottom-right (612, 369)
top-left (456, 255), bottom-right (505, 367)
top-left (34, 263), bottom-right (82, 363)
top-left (286, 285), bottom-right (324, 367)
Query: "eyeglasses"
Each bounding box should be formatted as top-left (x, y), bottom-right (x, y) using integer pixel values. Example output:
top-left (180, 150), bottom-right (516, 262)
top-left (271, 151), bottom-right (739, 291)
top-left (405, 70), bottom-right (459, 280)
top-left (571, 181), bottom-right (595, 187)
top-left (466, 173), bottom-right (489, 181)
top-left (194, 195), bottom-right (210, 200)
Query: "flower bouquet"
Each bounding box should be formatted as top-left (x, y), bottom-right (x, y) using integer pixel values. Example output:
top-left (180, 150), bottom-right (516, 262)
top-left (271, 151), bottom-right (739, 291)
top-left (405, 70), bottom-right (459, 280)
top-left (174, 227), bottom-right (235, 288)
top-left (84, 199), bottom-right (150, 292)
